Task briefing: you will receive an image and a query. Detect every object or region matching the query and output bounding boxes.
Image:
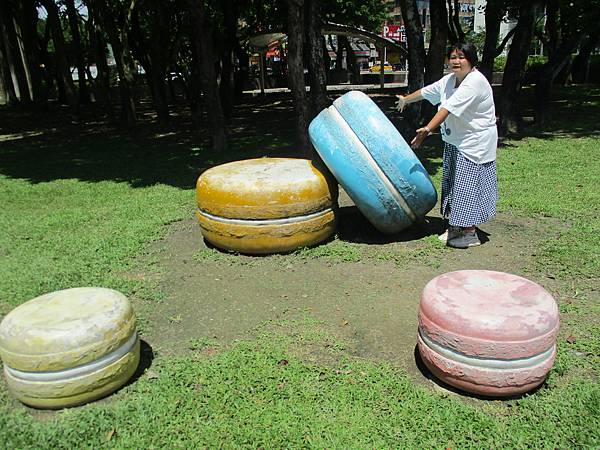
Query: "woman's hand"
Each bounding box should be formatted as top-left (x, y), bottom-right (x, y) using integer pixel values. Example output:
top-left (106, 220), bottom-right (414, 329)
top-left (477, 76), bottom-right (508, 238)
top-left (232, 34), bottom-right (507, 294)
top-left (410, 127), bottom-right (431, 149)
top-left (395, 95), bottom-right (407, 112)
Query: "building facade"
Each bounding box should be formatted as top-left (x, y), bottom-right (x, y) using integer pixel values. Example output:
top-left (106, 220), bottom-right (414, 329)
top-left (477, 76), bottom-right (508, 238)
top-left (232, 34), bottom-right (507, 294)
top-left (386, 0), bottom-right (476, 34)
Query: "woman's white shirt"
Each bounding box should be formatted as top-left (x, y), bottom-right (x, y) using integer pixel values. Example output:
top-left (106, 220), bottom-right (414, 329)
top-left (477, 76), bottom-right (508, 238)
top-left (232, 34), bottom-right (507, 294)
top-left (421, 70), bottom-right (497, 164)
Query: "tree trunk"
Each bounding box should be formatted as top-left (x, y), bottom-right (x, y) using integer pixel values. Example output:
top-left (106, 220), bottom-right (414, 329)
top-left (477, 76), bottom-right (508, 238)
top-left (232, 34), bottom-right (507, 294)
top-left (534, 38), bottom-right (583, 128)
top-left (11, 12), bottom-right (34, 102)
top-left (423, 0), bottom-right (447, 122)
top-left (93, 0), bottom-right (137, 125)
top-left (143, 64), bottom-right (170, 125)
top-left (87, 3), bottom-right (114, 119)
top-left (284, 0), bottom-right (311, 156)
top-left (189, 52), bottom-right (204, 128)
top-left (20, 0), bottom-right (46, 104)
top-left (37, 19), bottom-right (55, 103)
top-left (555, 55), bottom-right (573, 86)
top-left (0, 2), bottom-right (30, 102)
top-left (425, 0), bottom-right (447, 85)
top-left (545, 0), bottom-right (559, 56)
top-left (400, 0), bottom-right (426, 128)
top-left (114, 50), bottom-right (137, 124)
top-left (446, 0), bottom-right (465, 43)
top-left (117, 1), bottom-right (139, 125)
top-left (342, 35), bottom-right (359, 76)
top-left (451, 0), bottom-right (465, 42)
top-left (130, 0), bottom-right (171, 125)
top-left (335, 35), bottom-right (343, 71)
top-left (188, 0), bottom-right (227, 152)
top-left (0, 33), bottom-right (11, 105)
top-left (480, 0), bottom-right (503, 82)
top-left (497, 2), bottom-right (539, 136)
top-left (532, 2), bottom-right (600, 128)
top-left (234, 41), bottom-right (249, 102)
top-left (220, 0), bottom-right (238, 120)
top-left (40, 0), bottom-right (79, 117)
top-left (571, 31), bottom-right (600, 84)
top-left (322, 36), bottom-right (331, 77)
top-left (336, 36), bottom-right (351, 73)
top-left (65, 0), bottom-right (88, 103)
top-left (306, 0), bottom-right (328, 115)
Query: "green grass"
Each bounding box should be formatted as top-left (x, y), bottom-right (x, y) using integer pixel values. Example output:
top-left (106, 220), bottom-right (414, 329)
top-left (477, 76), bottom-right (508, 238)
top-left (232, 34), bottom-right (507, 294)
top-left (293, 239), bottom-right (362, 262)
top-left (0, 88), bottom-right (599, 447)
top-left (0, 177), bottom-right (190, 310)
top-left (373, 235), bottom-right (450, 269)
top-left (497, 136), bottom-right (600, 278)
top-left (0, 330), bottom-right (598, 449)
top-left (193, 248), bottom-right (261, 266)
top-left (193, 248), bottom-right (231, 262)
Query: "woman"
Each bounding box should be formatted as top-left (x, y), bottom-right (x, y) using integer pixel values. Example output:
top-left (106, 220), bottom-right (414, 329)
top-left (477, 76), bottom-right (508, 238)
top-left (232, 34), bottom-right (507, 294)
top-left (396, 42), bottom-right (498, 248)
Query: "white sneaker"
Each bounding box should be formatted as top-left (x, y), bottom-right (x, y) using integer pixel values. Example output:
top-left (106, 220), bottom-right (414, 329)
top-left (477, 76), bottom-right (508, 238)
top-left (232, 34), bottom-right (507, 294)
top-left (448, 229), bottom-right (481, 248)
top-left (438, 226), bottom-right (460, 243)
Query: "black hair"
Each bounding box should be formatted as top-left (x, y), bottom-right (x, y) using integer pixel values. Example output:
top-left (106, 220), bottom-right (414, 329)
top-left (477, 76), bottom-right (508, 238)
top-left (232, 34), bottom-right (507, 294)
top-left (447, 42), bottom-right (479, 68)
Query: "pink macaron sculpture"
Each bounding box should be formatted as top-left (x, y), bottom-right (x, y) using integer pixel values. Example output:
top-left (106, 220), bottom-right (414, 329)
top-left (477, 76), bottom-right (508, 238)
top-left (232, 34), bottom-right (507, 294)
top-left (417, 270), bottom-right (560, 397)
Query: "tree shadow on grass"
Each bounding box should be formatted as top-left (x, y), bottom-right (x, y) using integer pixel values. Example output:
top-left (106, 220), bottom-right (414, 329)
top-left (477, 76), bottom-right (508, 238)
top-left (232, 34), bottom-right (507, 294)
top-left (3, 85), bottom-right (596, 189)
top-left (0, 91), bottom-right (451, 190)
top-left (0, 96), bottom-right (300, 189)
top-left (495, 85), bottom-right (600, 141)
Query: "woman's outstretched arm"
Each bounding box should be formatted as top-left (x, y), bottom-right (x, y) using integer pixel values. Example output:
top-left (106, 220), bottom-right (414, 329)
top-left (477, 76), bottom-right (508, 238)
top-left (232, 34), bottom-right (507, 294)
top-left (410, 107), bottom-right (450, 149)
top-left (396, 89), bottom-right (424, 112)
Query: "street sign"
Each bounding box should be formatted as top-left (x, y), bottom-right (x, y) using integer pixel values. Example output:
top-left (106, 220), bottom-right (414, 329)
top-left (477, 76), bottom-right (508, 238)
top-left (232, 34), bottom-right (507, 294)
top-left (382, 25), bottom-right (406, 43)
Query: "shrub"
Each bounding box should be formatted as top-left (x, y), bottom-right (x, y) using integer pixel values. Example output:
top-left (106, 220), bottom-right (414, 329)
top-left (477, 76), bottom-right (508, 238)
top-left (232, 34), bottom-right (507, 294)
top-left (525, 55), bottom-right (548, 73)
top-left (493, 55), bottom-right (506, 72)
top-left (492, 54), bottom-right (548, 73)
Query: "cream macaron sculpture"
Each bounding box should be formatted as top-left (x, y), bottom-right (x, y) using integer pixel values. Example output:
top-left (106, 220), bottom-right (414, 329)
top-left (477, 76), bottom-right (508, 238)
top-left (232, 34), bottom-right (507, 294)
top-left (0, 287), bottom-right (140, 409)
top-left (196, 158), bottom-right (338, 254)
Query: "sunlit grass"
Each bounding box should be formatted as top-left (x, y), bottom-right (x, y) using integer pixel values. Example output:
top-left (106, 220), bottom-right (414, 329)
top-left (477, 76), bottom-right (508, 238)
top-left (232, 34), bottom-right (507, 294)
top-left (0, 328), bottom-right (598, 448)
top-left (0, 177), bottom-right (191, 309)
top-left (293, 239), bottom-right (362, 262)
top-left (0, 87), bottom-right (599, 447)
top-left (498, 136), bottom-right (600, 278)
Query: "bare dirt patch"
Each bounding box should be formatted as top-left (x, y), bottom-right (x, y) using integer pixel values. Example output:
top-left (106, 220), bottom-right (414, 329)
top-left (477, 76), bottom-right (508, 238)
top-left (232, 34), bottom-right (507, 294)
top-left (132, 189), bottom-right (561, 385)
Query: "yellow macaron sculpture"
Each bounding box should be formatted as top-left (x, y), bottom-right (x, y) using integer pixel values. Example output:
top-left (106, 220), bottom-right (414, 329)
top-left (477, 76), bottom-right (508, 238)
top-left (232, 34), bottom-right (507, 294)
top-left (196, 158), bottom-right (338, 254)
top-left (0, 287), bottom-right (140, 409)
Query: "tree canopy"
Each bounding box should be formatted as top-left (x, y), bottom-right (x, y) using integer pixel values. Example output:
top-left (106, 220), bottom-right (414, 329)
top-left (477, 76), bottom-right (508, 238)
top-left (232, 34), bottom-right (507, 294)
top-left (0, 0), bottom-right (597, 148)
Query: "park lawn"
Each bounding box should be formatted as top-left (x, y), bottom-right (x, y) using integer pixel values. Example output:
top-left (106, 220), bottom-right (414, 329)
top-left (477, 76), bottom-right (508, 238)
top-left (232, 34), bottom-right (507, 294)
top-left (497, 136), bottom-right (600, 279)
top-left (0, 177), bottom-right (189, 311)
top-left (0, 330), bottom-right (598, 449)
top-left (0, 87), bottom-right (599, 447)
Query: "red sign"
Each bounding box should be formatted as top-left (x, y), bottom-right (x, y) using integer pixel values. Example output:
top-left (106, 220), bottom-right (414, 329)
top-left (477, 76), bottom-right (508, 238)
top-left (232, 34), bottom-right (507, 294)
top-left (266, 42), bottom-right (281, 58)
top-left (382, 25), bottom-right (406, 43)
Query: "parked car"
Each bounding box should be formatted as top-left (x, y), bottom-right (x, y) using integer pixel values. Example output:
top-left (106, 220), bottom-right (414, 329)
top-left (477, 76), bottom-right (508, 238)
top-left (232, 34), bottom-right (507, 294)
top-left (165, 71), bottom-right (185, 82)
top-left (369, 62), bottom-right (392, 72)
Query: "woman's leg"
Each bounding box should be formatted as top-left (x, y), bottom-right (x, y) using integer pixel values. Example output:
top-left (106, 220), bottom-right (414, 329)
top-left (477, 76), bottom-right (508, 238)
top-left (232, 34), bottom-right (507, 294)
top-left (440, 142), bottom-right (457, 220)
top-left (446, 151), bottom-right (498, 248)
top-left (438, 143), bottom-right (461, 242)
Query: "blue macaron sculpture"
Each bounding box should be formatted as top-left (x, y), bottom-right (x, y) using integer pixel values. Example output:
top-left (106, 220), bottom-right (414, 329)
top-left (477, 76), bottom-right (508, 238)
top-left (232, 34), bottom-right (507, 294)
top-left (308, 91), bottom-right (437, 234)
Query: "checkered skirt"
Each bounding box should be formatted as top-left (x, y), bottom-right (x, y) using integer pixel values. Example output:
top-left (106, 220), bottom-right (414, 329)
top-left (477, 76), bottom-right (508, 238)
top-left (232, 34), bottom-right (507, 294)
top-left (441, 143), bottom-right (498, 227)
